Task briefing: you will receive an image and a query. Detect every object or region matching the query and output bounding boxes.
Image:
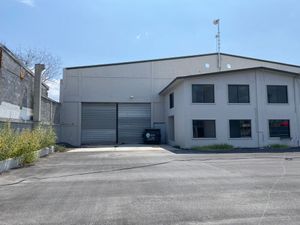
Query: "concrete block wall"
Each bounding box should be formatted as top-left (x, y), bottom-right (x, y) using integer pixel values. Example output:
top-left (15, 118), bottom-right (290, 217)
top-left (41, 97), bottom-right (60, 125)
top-left (0, 47), bottom-right (49, 121)
top-left (0, 49), bottom-right (34, 120)
top-left (0, 45), bottom-right (61, 140)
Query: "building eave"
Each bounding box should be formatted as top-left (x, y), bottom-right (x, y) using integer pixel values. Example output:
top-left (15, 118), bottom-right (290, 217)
top-left (159, 66), bottom-right (300, 95)
top-left (65, 53), bottom-right (217, 70)
top-left (65, 52), bottom-right (300, 70)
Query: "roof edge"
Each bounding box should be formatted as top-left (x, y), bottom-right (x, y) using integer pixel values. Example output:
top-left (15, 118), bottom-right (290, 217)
top-left (65, 52), bottom-right (300, 70)
top-left (0, 44), bottom-right (34, 76)
top-left (65, 53), bottom-right (217, 70)
top-left (0, 44), bottom-right (48, 88)
top-left (221, 53), bottom-right (300, 69)
top-left (159, 66), bottom-right (300, 95)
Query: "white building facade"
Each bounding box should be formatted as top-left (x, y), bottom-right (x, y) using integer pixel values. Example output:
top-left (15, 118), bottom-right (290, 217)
top-left (60, 53), bottom-right (300, 148)
top-left (161, 68), bottom-right (300, 148)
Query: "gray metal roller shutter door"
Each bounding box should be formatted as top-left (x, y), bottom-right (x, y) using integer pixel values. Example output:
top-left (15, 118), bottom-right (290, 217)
top-left (118, 103), bottom-right (151, 144)
top-left (81, 103), bottom-right (116, 144)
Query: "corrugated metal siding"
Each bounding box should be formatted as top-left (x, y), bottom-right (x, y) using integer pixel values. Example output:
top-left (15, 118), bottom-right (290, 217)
top-left (118, 103), bottom-right (151, 144)
top-left (81, 103), bottom-right (116, 144)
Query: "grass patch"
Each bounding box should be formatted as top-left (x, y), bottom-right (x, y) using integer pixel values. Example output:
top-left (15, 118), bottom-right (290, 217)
top-left (268, 144), bottom-right (290, 149)
top-left (192, 144), bottom-right (234, 151)
top-left (55, 144), bottom-right (68, 152)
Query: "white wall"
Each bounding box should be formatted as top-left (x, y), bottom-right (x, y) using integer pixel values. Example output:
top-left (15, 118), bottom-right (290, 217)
top-left (0, 101), bottom-right (32, 121)
top-left (61, 54), bottom-right (300, 146)
top-left (164, 83), bottom-right (187, 147)
top-left (165, 69), bottom-right (300, 148)
top-left (60, 102), bottom-right (81, 146)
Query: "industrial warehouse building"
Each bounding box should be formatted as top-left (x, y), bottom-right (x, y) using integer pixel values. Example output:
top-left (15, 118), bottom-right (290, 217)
top-left (60, 53), bottom-right (300, 148)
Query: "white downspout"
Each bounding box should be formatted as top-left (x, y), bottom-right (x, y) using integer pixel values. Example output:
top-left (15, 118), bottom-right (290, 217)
top-left (293, 76), bottom-right (300, 146)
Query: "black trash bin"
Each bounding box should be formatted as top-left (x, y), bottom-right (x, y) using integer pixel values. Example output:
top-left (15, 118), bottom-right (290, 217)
top-left (143, 129), bottom-right (161, 144)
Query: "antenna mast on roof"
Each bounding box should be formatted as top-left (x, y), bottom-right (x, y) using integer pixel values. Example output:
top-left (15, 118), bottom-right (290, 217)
top-left (213, 19), bottom-right (221, 70)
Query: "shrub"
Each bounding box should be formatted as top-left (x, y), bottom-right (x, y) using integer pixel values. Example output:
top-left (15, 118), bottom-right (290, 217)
top-left (0, 123), bottom-right (57, 163)
top-left (35, 126), bottom-right (56, 149)
top-left (192, 144), bottom-right (234, 151)
top-left (0, 123), bottom-right (17, 160)
top-left (14, 129), bottom-right (40, 165)
top-left (44, 127), bottom-right (57, 147)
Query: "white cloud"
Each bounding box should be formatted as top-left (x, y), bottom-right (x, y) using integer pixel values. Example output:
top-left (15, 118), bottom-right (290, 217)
top-left (45, 79), bottom-right (60, 102)
top-left (18, 0), bottom-right (35, 7)
top-left (136, 34), bottom-right (141, 40)
top-left (135, 32), bottom-right (150, 40)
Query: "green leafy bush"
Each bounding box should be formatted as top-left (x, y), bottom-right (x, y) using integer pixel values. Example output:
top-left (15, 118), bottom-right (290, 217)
top-left (0, 123), bottom-right (57, 164)
top-left (35, 126), bottom-right (57, 149)
top-left (46, 127), bottom-right (56, 147)
top-left (0, 123), bottom-right (17, 160)
top-left (15, 129), bottom-right (40, 165)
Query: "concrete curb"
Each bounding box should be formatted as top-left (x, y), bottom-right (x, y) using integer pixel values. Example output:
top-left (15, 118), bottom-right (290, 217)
top-left (0, 146), bottom-right (55, 173)
top-left (37, 146), bottom-right (55, 157)
top-left (168, 147), bottom-right (300, 154)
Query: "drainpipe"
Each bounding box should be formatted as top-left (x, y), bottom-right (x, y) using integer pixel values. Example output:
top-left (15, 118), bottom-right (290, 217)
top-left (293, 76), bottom-right (300, 147)
top-left (33, 64), bottom-right (45, 127)
top-left (254, 70), bottom-right (263, 148)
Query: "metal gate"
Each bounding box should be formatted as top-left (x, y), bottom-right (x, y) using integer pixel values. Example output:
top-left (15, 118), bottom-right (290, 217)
top-left (118, 103), bottom-right (151, 144)
top-left (81, 103), bottom-right (117, 144)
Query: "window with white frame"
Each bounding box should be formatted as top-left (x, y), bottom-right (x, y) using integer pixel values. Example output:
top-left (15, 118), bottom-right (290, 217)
top-left (269, 120), bottom-right (290, 138)
top-left (193, 120), bottom-right (216, 138)
top-left (169, 93), bottom-right (174, 108)
top-left (229, 120), bottom-right (251, 138)
top-left (228, 85), bottom-right (250, 103)
top-left (267, 85), bottom-right (288, 103)
top-left (192, 84), bottom-right (214, 103)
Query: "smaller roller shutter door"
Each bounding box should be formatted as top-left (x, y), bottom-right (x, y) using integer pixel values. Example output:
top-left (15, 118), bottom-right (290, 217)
top-left (118, 103), bottom-right (151, 144)
top-left (81, 103), bottom-right (116, 144)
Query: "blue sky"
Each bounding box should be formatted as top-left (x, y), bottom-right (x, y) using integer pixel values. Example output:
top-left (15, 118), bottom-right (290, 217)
top-left (1, 0), bottom-right (300, 99)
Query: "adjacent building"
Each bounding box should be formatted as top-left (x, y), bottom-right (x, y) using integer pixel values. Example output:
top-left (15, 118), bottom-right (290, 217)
top-left (0, 44), bottom-right (60, 130)
top-left (60, 53), bottom-right (300, 148)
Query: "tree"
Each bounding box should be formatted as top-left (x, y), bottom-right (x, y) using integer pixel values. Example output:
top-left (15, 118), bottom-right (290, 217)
top-left (14, 48), bottom-right (62, 82)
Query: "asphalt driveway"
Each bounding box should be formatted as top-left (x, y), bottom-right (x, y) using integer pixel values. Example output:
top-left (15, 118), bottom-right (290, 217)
top-left (0, 146), bottom-right (300, 225)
